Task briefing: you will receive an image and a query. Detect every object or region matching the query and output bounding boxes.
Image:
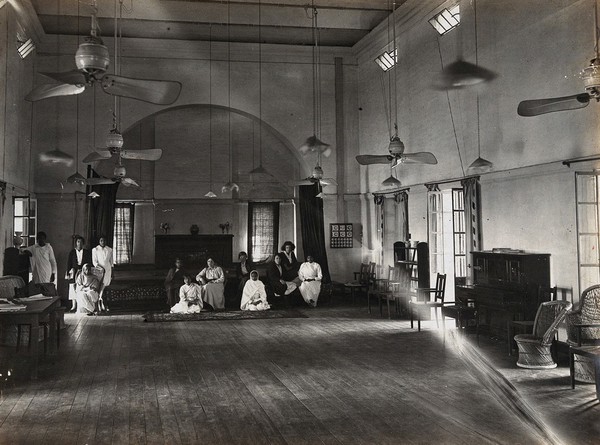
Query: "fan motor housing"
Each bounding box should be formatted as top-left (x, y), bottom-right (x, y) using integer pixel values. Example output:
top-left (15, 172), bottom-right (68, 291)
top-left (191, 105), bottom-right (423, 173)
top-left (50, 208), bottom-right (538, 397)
top-left (75, 38), bottom-right (110, 77)
top-left (582, 58), bottom-right (600, 98)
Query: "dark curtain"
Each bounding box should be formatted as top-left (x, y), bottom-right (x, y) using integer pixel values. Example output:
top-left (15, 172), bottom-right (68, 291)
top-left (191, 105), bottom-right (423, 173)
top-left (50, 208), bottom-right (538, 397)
top-left (299, 184), bottom-right (331, 283)
top-left (88, 182), bottom-right (120, 248)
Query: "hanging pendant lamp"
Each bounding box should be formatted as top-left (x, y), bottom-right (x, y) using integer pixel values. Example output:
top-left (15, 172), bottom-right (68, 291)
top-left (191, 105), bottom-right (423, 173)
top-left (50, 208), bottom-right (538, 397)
top-left (382, 164), bottom-right (401, 187)
top-left (467, 94), bottom-right (493, 174)
top-left (222, 1), bottom-right (239, 194)
top-left (249, 0), bottom-right (273, 178)
top-left (205, 24), bottom-right (217, 198)
top-left (40, 0), bottom-right (75, 168)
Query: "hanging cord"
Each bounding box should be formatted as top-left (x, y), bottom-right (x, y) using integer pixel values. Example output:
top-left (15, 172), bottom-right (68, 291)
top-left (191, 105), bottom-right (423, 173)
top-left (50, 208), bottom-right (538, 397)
top-left (258, 0), bottom-right (263, 168)
top-left (436, 38), bottom-right (465, 177)
top-left (227, 0), bottom-right (233, 183)
top-left (392, 0), bottom-right (398, 137)
top-left (209, 23), bottom-right (213, 188)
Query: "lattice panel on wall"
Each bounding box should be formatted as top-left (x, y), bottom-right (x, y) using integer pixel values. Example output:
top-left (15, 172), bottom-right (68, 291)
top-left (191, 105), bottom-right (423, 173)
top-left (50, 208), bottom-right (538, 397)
top-left (330, 223), bottom-right (353, 248)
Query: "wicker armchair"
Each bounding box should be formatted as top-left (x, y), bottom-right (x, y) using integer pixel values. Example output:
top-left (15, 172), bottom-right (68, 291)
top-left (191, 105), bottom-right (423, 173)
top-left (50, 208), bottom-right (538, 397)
top-left (566, 284), bottom-right (600, 383)
top-left (514, 300), bottom-right (572, 369)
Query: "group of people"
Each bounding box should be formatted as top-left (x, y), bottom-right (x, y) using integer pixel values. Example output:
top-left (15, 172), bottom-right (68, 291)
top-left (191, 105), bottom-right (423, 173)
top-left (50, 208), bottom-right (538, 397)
top-left (66, 235), bottom-right (114, 315)
top-left (238, 241), bottom-right (324, 309)
top-left (165, 257), bottom-right (226, 314)
top-left (167, 241), bottom-right (323, 315)
top-left (2, 232), bottom-right (114, 316)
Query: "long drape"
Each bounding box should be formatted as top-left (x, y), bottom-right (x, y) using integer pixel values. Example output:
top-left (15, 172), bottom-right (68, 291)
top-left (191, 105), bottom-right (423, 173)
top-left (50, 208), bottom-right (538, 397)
top-left (462, 177), bottom-right (482, 285)
top-left (88, 182), bottom-right (119, 248)
top-left (394, 190), bottom-right (409, 242)
top-left (374, 194), bottom-right (385, 268)
top-left (299, 184), bottom-right (330, 283)
top-left (113, 203), bottom-right (134, 264)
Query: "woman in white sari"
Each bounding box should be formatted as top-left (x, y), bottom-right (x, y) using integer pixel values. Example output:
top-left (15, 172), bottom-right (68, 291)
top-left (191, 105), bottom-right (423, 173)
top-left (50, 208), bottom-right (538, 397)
top-left (240, 271), bottom-right (270, 311)
top-left (171, 274), bottom-right (203, 314)
top-left (298, 255), bottom-right (322, 307)
top-left (75, 263), bottom-right (101, 315)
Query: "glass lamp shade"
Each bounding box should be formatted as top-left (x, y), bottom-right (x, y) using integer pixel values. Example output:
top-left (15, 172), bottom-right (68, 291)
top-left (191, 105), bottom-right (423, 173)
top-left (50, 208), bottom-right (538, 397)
top-left (382, 175), bottom-right (401, 187)
top-left (75, 38), bottom-right (110, 76)
top-left (316, 191), bottom-right (325, 199)
top-left (204, 190), bottom-right (217, 198)
top-left (88, 191), bottom-right (100, 199)
top-left (221, 182), bottom-right (240, 194)
top-left (299, 135), bottom-right (332, 157)
top-left (433, 59), bottom-right (497, 90)
top-left (114, 165), bottom-right (126, 177)
top-left (106, 129), bottom-right (124, 149)
top-left (66, 172), bottom-right (86, 186)
top-left (249, 164), bottom-right (273, 177)
top-left (388, 136), bottom-right (405, 155)
top-left (467, 156), bottom-right (493, 173)
top-left (39, 149), bottom-right (74, 166)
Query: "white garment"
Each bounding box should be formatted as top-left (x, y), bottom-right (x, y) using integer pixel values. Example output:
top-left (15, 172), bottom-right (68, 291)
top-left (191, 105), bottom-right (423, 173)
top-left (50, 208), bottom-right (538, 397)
top-left (171, 283), bottom-right (203, 314)
top-left (25, 243), bottom-right (57, 284)
top-left (92, 245), bottom-right (114, 287)
top-left (241, 277), bottom-right (270, 311)
top-left (298, 261), bottom-right (322, 306)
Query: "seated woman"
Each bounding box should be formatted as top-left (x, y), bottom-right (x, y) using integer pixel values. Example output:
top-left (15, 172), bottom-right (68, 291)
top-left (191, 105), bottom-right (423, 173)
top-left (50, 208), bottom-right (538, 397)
top-left (267, 254), bottom-right (297, 297)
top-left (236, 251), bottom-right (255, 292)
top-left (298, 255), bottom-right (322, 307)
top-left (75, 263), bottom-right (101, 315)
top-left (165, 258), bottom-right (186, 308)
top-left (196, 258), bottom-right (225, 309)
top-left (171, 274), bottom-right (203, 314)
top-left (240, 270), bottom-right (270, 311)
top-left (280, 241), bottom-right (301, 285)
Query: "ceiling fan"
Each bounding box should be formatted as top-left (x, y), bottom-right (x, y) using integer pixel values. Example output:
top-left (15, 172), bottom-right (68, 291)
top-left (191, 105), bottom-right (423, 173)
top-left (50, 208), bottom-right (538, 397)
top-left (289, 160), bottom-right (337, 188)
top-left (85, 154), bottom-right (142, 188)
top-left (356, 125), bottom-right (438, 168)
top-left (25, 1), bottom-right (181, 105)
top-left (517, 2), bottom-right (600, 117)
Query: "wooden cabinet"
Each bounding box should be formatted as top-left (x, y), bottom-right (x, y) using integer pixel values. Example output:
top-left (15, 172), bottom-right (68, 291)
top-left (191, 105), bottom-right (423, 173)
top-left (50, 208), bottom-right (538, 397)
top-left (155, 235), bottom-right (233, 270)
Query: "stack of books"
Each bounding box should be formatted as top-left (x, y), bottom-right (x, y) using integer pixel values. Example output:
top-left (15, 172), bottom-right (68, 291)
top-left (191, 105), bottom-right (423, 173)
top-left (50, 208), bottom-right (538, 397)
top-left (0, 298), bottom-right (27, 312)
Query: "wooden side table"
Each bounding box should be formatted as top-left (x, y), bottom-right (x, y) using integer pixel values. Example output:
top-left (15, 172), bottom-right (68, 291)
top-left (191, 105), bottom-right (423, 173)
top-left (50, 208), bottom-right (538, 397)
top-left (569, 345), bottom-right (600, 400)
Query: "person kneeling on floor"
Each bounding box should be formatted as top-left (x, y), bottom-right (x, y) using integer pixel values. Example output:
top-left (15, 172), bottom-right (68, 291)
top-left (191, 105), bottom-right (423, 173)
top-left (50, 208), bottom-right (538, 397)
top-left (171, 274), bottom-right (203, 314)
top-left (240, 270), bottom-right (270, 311)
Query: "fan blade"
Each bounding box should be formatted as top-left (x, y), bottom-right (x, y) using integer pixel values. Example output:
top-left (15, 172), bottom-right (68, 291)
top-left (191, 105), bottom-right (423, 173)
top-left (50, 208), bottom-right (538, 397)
top-left (120, 149), bottom-right (163, 161)
top-left (121, 177), bottom-right (141, 188)
top-left (82, 150), bottom-right (111, 163)
top-left (398, 152), bottom-right (438, 165)
top-left (86, 177), bottom-right (116, 185)
top-left (39, 70), bottom-right (87, 85)
top-left (101, 75), bottom-right (182, 105)
top-left (320, 178), bottom-right (338, 186)
top-left (356, 154), bottom-right (394, 165)
top-left (25, 83), bottom-right (86, 101)
top-left (517, 93), bottom-right (590, 116)
top-left (288, 179), bottom-right (315, 186)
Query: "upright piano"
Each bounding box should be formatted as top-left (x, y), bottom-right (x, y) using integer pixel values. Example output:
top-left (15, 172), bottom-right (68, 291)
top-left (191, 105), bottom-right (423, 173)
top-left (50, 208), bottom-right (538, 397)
top-left (456, 250), bottom-right (551, 334)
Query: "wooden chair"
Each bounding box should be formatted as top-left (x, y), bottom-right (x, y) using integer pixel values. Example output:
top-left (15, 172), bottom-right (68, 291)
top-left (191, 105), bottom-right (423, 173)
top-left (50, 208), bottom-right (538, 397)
top-left (367, 266), bottom-right (405, 318)
top-left (346, 262), bottom-right (375, 305)
top-left (409, 273), bottom-right (447, 331)
top-left (515, 300), bottom-right (572, 369)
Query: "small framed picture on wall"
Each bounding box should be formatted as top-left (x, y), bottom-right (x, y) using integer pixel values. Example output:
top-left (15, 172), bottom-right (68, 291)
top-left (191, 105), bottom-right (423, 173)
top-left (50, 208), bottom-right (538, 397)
top-left (330, 223), bottom-right (353, 248)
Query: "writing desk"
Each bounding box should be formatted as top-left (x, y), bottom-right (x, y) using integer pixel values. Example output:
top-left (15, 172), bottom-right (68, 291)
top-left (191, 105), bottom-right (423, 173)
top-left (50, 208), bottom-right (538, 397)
top-left (0, 296), bottom-right (61, 379)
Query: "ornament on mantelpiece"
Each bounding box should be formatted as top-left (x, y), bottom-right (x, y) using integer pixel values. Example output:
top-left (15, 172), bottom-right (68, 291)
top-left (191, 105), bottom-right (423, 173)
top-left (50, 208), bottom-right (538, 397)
top-left (190, 224), bottom-right (199, 236)
top-left (219, 221), bottom-right (231, 234)
top-left (160, 222), bottom-right (170, 234)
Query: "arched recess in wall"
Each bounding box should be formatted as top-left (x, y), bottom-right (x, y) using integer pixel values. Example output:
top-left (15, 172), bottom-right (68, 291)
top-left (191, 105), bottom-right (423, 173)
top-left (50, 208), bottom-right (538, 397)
top-left (93, 104), bottom-right (311, 200)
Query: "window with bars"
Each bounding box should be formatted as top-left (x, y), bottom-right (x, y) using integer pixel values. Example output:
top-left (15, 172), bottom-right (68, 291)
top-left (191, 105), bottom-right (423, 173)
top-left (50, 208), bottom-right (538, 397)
top-left (113, 203), bottom-right (135, 265)
top-left (248, 202), bottom-right (279, 262)
top-left (452, 188), bottom-right (467, 285)
top-left (13, 197), bottom-right (37, 247)
top-left (576, 173), bottom-right (600, 291)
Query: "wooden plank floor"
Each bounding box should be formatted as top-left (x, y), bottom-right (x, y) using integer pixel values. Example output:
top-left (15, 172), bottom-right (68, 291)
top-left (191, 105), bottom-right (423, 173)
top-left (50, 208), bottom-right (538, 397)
top-left (0, 302), bottom-right (598, 444)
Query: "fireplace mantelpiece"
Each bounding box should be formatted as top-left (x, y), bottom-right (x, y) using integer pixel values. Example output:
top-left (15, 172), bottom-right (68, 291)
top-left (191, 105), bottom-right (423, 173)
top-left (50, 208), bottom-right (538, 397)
top-left (155, 235), bottom-right (233, 270)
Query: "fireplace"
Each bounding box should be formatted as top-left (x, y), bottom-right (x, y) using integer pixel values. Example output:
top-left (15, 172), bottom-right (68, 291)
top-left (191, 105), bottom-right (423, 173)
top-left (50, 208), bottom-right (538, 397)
top-left (155, 235), bottom-right (233, 270)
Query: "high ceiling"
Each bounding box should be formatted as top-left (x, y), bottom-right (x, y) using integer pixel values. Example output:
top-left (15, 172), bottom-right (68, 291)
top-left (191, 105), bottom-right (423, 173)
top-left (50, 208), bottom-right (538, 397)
top-left (30, 0), bottom-right (403, 47)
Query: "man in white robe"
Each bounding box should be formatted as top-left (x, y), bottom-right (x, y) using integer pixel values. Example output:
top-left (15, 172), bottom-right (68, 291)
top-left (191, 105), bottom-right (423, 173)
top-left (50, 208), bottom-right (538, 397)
top-left (298, 255), bottom-right (322, 307)
top-left (23, 231), bottom-right (57, 285)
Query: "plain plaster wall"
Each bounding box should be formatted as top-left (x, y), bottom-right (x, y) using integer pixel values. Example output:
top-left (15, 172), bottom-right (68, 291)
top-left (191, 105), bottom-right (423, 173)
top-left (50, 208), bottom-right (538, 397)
top-left (353, 0), bottom-right (599, 299)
